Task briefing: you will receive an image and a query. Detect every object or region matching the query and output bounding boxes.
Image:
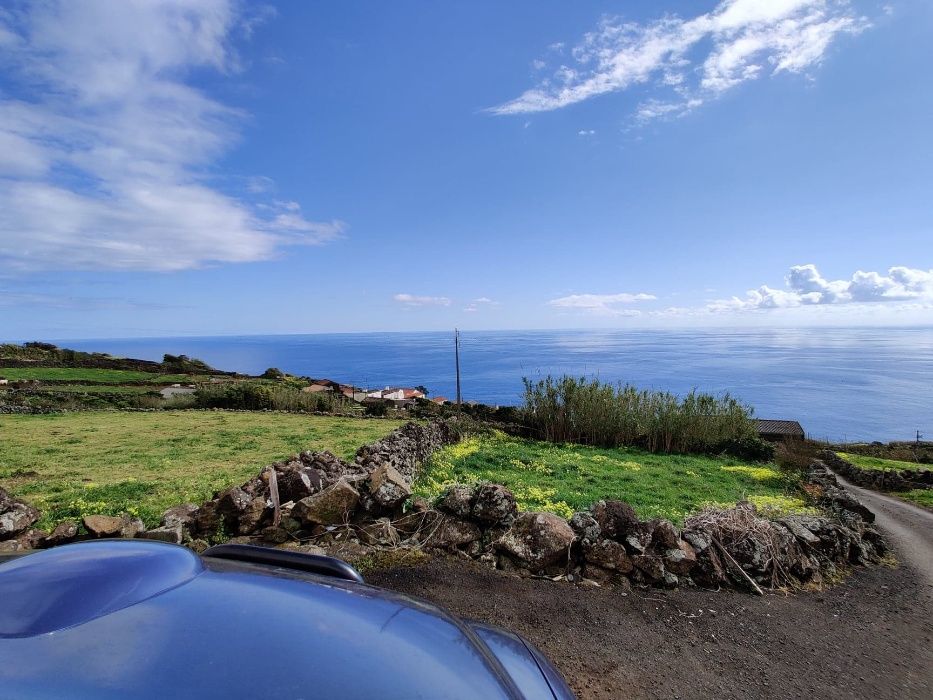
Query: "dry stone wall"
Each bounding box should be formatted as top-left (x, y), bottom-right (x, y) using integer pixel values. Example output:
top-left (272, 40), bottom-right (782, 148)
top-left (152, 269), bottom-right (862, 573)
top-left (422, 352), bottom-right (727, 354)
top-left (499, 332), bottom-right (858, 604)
top-left (821, 450), bottom-right (932, 492)
top-left (0, 420), bottom-right (889, 595)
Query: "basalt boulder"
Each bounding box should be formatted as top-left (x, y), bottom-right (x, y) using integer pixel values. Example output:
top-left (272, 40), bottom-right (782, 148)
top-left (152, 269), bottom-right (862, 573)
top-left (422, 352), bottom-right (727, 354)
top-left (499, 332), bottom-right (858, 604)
top-left (569, 511), bottom-right (601, 544)
top-left (293, 479), bottom-right (360, 526)
top-left (437, 484), bottom-right (476, 519)
top-left (590, 500), bottom-right (639, 542)
top-left (650, 519), bottom-right (681, 551)
top-left (422, 514), bottom-right (482, 551)
top-left (662, 540), bottom-right (697, 576)
top-left (237, 497), bottom-right (269, 535)
top-left (583, 538), bottom-right (634, 573)
top-left (368, 463), bottom-right (412, 509)
top-left (82, 514), bottom-right (125, 538)
top-left (472, 484), bottom-right (517, 525)
top-left (494, 512), bottom-right (575, 571)
top-left (275, 463), bottom-right (324, 502)
top-left (161, 504), bottom-right (198, 531)
top-left (140, 524), bottom-right (184, 544)
top-left (43, 520), bottom-right (79, 547)
top-left (0, 487), bottom-right (39, 539)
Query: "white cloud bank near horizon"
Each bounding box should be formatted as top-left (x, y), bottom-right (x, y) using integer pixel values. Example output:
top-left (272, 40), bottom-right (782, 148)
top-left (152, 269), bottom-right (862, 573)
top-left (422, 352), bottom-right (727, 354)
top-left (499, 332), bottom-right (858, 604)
top-left (490, 0), bottom-right (870, 121)
top-left (709, 264), bottom-right (933, 312)
top-left (0, 0), bottom-right (342, 273)
top-left (548, 265), bottom-right (933, 322)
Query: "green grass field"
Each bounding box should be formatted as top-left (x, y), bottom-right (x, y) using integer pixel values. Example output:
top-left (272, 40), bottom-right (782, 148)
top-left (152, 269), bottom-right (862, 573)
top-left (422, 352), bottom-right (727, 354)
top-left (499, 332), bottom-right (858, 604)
top-left (25, 384), bottom-right (160, 394)
top-left (898, 489), bottom-right (933, 509)
top-left (414, 433), bottom-right (809, 524)
top-left (0, 411), bottom-right (403, 529)
top-left (836, 452), bottom-right (924, 472)
top-left (0, 367), bottom-right (205, 383)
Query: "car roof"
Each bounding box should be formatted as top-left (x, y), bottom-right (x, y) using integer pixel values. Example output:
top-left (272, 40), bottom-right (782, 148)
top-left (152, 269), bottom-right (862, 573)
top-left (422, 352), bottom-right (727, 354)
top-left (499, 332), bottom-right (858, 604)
top-left (0, 541), bottom-right (526, 699)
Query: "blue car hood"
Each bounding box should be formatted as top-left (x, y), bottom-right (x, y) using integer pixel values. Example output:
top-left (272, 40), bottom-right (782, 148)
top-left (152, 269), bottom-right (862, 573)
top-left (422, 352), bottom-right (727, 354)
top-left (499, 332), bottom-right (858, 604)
top-left (0, 541), bottom-right (567, 699)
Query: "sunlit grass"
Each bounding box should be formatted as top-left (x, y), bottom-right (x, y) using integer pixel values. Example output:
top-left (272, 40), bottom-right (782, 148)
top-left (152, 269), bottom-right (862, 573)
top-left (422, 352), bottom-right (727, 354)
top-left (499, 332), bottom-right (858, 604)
top-left (898, 489), bottom-right (933, 509)
top-left (837, 452), bottom-right (923, 472)
top-left (28, 384), bottom-right (158, 394)
top-left (0, 367), bottom-right (206, 383)
top-left (414, 432), bottom-right (805, 524)
top-left (0, 411), bottom-right (403, 529)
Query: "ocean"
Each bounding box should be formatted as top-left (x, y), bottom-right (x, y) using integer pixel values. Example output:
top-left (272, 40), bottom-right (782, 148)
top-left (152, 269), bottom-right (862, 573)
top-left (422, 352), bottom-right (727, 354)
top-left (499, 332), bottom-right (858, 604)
top-left (63, 327), bottom-right (933, 443)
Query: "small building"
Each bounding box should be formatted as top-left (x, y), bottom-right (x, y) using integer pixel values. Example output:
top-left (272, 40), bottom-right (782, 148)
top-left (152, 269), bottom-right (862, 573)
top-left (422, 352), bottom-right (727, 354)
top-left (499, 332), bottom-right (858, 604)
top-left (754, 419), bottom-right (805, 441)
top-left (431, 396), bottom-right (449, 405)
top-left (0, 378), bottom-right (8, 386)
top-left (369, 387), bottom-right (426, 401)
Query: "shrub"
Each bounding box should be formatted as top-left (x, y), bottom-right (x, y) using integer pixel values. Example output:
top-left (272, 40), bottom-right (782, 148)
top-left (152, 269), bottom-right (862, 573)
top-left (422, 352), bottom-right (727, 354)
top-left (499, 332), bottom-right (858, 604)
top-left (161, 353), bottom-right (215, 374)
top-left (194, 382), bottom-right (336, 412)
top-left (364, 400), bottom-right (389, 417)
top-left (717, 436), bottom-right (775, 462)
top-left (521, 375), bottom-right (757, 456)
top-left (261, 367), bottom-right (285, 380)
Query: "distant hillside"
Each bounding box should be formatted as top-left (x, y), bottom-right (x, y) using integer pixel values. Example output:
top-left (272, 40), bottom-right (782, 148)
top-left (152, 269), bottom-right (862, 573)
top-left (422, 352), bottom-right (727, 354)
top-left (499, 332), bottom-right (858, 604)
top-left (0, 342), bottom-right (229, 375)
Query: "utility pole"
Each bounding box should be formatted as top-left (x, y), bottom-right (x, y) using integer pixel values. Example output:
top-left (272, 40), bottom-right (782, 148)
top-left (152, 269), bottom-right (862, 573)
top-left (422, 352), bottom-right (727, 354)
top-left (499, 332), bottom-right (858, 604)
top-left (454, 328), bottom-right (462, 413)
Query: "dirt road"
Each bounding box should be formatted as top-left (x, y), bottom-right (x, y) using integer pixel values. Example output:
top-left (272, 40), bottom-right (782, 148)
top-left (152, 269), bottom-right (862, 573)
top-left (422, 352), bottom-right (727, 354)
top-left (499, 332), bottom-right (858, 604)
top-left (372, 514), bottom-right (933, 700)
top-left (832, 472), bottom-right (933, 590)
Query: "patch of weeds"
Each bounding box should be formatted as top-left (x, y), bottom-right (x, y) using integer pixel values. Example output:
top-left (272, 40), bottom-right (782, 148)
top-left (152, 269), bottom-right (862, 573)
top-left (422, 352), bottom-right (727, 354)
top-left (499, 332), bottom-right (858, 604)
top-left (353, 548), bottom-right (430, 574)
top-left (414, 433), bottom-right (805, 524)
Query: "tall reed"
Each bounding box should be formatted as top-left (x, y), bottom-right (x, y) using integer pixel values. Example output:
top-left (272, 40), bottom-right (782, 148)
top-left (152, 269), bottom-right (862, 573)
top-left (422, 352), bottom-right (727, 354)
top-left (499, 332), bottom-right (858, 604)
top-left (522, 375), bottom-right (756, 454)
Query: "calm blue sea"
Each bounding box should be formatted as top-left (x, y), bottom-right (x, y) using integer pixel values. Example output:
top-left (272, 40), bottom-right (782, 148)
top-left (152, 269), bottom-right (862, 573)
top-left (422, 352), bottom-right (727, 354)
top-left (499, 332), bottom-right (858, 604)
top-left (62, 327), bottom-right (933, 443)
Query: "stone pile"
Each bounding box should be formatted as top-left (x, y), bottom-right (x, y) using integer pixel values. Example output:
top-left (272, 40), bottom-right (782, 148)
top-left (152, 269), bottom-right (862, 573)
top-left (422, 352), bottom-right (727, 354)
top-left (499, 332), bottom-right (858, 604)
top-left (0, 422), bottom-right (888, 595)
top-left (162, 420), bottom-right (460, 546)
top-left (820, 450), bottom-right (932, 492)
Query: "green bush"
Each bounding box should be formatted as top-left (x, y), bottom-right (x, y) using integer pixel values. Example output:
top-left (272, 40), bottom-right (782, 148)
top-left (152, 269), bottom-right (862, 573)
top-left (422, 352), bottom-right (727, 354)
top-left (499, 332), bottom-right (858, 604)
top-left (161, 353), bottom-right (215, 374)
top-left (194, 383), bottom-right (336, 412)
top-left (717, 436), bottom-right (775, 462)
top-left (521, 375), bottom-right (757, 456)
top-left (364, 400), bottom-right (389, 417)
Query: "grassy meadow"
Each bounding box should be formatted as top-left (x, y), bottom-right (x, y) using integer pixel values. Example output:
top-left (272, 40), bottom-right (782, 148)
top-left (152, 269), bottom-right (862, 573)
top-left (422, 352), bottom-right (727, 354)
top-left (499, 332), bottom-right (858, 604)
top-left (0, 367), bottom-right (204, 383)
top-left (836, 452), bottom-right (924, 472)
top-left (0, 411), bottom-right (403, 529)
top-left (414, 432), bottom-right (810, 524)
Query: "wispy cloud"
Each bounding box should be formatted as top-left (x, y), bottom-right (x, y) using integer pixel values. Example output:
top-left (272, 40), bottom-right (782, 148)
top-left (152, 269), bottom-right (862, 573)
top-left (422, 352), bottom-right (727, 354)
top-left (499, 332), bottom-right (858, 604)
top-left (393, 293), bottom-right (452, 308)
top-left (463, 296), bottom-right (500, 312)
top-left (708, 264), bottom-right (933, 312)
top-left (548, 292), bottom-right (656, 316)
top-left (0, 0), bottom-right (342, 273)
top-left (489, 0), bottom-right (869, 121)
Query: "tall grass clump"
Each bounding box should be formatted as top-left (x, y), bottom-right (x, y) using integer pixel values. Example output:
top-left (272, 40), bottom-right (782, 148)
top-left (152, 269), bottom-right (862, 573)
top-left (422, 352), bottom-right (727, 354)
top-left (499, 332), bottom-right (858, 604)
top-left (522, 375), bottom-right (765, 457)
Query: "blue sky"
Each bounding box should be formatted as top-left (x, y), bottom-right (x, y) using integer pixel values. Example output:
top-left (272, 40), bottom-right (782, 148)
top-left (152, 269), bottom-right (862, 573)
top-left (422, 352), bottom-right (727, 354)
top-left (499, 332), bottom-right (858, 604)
top-left (1, 0), bottom-right (931, 339)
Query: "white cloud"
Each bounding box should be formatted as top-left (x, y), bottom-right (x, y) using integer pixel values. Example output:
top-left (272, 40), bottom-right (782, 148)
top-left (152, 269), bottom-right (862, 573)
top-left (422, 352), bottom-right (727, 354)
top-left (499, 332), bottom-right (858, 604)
top-left (577, 129), bottom-right (596, 136)
top-left (0, 0), bottom-right (342, 272)
top-left (709, 264), bottom-right (933, 311)
top-left (489, 0), bottom-right (869, 121)
top-left (393, 294), bottom-right (452, 307)
top-left (463, 296), bottom-right (499, 312)
top-left (548, 292), bottom-right (656, 316)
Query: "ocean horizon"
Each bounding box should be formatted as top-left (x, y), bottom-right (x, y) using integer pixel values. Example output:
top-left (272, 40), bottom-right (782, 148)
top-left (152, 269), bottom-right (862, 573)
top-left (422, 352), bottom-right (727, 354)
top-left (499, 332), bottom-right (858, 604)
top-left (58, 326), bottom-right (932, 443)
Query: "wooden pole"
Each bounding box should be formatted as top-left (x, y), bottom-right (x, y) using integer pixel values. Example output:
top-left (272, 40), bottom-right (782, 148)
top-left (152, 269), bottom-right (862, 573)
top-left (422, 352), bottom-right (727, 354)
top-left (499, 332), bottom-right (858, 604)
top-left (455, 328), bottom-right (462, 413)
